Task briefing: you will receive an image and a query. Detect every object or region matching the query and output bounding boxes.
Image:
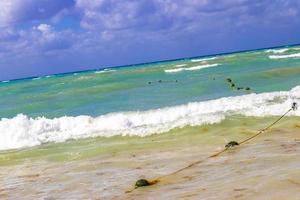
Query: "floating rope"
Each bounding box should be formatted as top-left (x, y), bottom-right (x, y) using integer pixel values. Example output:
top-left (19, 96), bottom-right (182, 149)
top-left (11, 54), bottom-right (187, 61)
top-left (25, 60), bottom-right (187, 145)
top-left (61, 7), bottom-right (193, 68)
top-left (126, 102), bottom-right (297, 193)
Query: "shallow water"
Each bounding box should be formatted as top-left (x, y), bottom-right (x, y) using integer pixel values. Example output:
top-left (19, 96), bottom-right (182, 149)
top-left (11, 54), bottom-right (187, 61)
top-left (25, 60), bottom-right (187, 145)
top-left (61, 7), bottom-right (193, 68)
top-left (2, 45), bottom-right (300, 199)
top-left (1, 116), bottom-right (300, 199)
top-left (2, 45), bottom-right (300, 150)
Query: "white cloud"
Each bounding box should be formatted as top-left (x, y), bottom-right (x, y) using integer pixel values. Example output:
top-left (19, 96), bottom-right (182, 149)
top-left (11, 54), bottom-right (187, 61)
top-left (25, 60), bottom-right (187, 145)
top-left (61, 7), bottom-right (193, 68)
top-left (0, 0), bottom-right (22, 26)
top-left (75, 0), bottom-right (157, 30)
top-left (0, 0), bottom-right (75, 27)
top-left (0, 0), bottom-right (300, 75)
top-left (31, 24), bottom-right (74, 53)
top-left (75, 0), bottom-right (104, 9)
top-left (36, 24), bottom-right (52, 34)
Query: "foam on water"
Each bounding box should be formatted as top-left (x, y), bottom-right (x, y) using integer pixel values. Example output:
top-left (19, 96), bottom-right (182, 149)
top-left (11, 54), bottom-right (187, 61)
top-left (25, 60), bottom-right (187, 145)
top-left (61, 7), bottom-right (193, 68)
top-left (265, 48), bottom-right (289, 54)
top-left (1, 85), bottom-right (300, 151)
top-left (165, 63), bottom-right (220, 73)
top-left (175, 64), bottom-right (187, 67)
top-left (269, 53), bottom-right (300, 59)
top-left (165, 68), bottom-right (184, 73)
top-left (95, 69), bottom-right (116, 74)
top-left (190, 57), bottom-right (216, 62)
top-left (1, 80), bottom-right (10, 83)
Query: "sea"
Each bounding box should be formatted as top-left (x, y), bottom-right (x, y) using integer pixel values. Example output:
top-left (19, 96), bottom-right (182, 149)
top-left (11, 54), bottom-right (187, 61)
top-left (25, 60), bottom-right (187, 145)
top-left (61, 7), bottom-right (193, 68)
top-left (1, 45), bottom-right (300, 199)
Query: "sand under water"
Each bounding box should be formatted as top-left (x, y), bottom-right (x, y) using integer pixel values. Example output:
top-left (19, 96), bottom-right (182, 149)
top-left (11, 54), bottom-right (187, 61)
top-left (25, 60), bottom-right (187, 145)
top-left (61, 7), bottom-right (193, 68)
top-left (1, 116), bottom-right (300, 199)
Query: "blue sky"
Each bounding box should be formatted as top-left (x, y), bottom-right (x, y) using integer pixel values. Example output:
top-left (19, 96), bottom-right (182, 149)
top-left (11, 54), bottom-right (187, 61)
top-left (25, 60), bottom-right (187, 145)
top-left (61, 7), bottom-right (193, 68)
top-left (0, 0), bottom-right (300, 80)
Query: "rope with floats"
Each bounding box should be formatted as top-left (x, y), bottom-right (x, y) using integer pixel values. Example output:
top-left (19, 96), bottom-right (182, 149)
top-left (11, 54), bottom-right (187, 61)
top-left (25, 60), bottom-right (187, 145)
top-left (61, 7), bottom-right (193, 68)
top-left (126, 102), bottom-right (298, 193)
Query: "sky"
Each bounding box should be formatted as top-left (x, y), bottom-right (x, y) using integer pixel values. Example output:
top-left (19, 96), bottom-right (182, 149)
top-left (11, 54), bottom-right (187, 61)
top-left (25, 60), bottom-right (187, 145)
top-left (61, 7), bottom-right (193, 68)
top-left (0, 0), bottom-right (300, 80)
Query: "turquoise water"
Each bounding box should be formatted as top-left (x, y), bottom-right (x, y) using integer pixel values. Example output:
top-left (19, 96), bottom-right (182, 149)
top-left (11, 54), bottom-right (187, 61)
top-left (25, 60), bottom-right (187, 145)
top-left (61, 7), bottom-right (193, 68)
top-left (1, 46), bottom-right (300, 119)
top-left (1, 45), bottom-right (300, 151)
top-left (2, 45), bottom-right (300, 200)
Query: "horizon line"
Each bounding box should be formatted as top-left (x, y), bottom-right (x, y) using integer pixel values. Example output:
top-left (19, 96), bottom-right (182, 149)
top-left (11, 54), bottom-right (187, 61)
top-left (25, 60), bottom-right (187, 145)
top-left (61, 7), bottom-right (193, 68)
top-left (1, 42), bottom-right (300, 82)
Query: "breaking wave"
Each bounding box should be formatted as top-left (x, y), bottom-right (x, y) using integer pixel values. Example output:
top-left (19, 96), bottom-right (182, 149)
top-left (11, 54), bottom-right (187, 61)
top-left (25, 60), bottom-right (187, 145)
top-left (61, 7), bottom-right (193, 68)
top-left (95, 69), bottom-right (116, 74)
top-left (1, 86), bottom-right (300, 151)
top-left (269, 53), bottom-right (300, 59)
top-left (165, 63), bottom-right (220, 73)
top-left (175, 64), bottom-right (187, 67)
top-left (265, 48), bottom-right (289, 54)
top-left (1, 80), bottom-right (10, 83)
top-left (190, 57), bottom-right (216, 62)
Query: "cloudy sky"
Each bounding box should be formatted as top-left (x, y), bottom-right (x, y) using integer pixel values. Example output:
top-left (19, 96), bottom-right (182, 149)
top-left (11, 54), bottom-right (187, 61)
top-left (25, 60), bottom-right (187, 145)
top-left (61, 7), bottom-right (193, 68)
top-left (1, 0), bottom-right (300, 80)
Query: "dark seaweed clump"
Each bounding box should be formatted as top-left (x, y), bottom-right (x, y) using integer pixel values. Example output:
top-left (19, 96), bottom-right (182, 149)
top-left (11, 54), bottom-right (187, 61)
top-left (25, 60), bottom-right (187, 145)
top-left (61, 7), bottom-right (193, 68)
top-left (135, 179), bottom-right (151, 188)
top-left (226, 78), bottom-right (251, 92)
top-left (225, 141), bottom-right (239, 148)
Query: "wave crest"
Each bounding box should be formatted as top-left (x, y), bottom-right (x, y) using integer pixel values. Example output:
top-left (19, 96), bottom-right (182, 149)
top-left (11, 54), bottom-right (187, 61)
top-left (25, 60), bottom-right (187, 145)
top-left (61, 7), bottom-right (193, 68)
top-left (265, 48), bottom-right (289, 54)
top-left (165, 63), bottom-right (220, 73)
top-left (190, 57), bottom-right (216, 62)
top-left (1, 86), bottom-right (300, 150)
top-left (269, 53), bottom-right (300, 59)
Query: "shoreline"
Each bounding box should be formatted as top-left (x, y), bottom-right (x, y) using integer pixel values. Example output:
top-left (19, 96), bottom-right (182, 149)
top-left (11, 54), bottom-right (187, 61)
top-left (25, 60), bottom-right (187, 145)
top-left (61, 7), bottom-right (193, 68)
top-left (1, 116), bottom-right (300, 199)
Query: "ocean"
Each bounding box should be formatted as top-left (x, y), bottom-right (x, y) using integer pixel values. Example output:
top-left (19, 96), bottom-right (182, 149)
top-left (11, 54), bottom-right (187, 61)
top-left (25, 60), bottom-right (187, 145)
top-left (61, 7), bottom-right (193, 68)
top-left (1, 45), bottom-right (300, 199)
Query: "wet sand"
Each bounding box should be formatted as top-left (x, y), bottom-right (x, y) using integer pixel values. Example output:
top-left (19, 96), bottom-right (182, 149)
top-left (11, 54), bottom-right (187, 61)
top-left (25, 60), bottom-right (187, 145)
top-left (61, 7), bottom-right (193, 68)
top-left (1, 116), bottom-right (300, 199)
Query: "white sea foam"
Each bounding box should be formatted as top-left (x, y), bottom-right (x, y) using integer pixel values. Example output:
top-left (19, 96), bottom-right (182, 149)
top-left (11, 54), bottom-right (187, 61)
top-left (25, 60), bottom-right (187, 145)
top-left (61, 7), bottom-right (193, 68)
top-left (265, 48), bottom-right (289, 54)
top-left (165, 68), bottom-right (185, 73)
top-left (1, 86), bottom-right (300, 151)
top-left (185, 64), bottom-right (219, 71)
top-left (1, 80), bottom-right (10, 83)
top-left (95, 69), bottom-right (116, 74)
top-left (165, 63), bottom-right (220, 73)
top-left (191, 57), bottom-right (216, 62)
top-left (269, 53), bottom-right (300, 59)
top-left (175, 64), bottom-right (187, 67)
top-left (32, 77), bottom-right (41, 80)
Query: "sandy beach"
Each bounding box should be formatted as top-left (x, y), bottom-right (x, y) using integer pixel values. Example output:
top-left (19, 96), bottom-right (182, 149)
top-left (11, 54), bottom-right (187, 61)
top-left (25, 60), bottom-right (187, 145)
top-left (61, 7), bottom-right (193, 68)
top-left (1, 116), bottom-right (300, 199)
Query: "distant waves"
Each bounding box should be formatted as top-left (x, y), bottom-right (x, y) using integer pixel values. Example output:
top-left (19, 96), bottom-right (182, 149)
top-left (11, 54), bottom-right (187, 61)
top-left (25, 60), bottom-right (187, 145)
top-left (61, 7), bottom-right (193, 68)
top-left (165, 63), bottom-right (220, 73)
top-left (269, 53), bottom-right (300, 60)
